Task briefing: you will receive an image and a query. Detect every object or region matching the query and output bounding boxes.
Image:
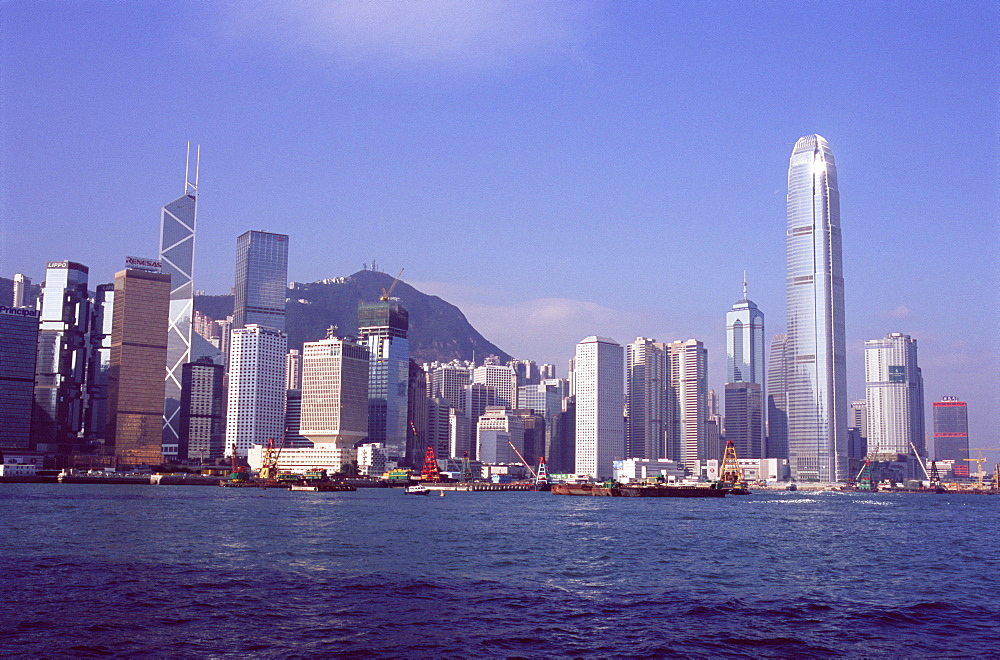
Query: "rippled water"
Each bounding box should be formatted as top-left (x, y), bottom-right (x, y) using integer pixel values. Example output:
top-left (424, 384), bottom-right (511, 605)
top-left (2, 485), bottom-right (998, 657)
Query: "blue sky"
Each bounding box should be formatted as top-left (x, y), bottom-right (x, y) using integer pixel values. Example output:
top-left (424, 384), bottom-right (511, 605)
top-left (2, 1), bottom-right (997, 462)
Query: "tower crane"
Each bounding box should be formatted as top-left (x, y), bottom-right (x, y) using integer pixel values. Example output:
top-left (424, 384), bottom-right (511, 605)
top-left (380, 268), bottom-right (404, 301)
top-left (963, 449), bottom-right (1000, 490)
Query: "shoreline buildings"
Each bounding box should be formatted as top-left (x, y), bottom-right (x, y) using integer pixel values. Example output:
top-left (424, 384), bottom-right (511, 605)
top-left (1, 305), bottom-right (40, 450)
top-left (666, 339), bottom-right (708, 467)
top-left (784, 134), bottom-right (848, 482)
top-left (358, 298), bottom-right (409, 462)
top-left (225, 324), bottom-right (287, 457)
top-left (626, 337), bottom-right (667, 460)
top-left (933, 397), bottom-right (968, 464)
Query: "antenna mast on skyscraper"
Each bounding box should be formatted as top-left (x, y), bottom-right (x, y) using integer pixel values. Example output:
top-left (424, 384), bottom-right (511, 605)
top-left (742, 270), bottom-right (747, 300)
top-left (184, 141), bottom-right (200, 197)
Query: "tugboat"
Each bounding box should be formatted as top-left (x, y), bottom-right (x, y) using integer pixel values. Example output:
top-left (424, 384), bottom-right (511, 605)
top-left (404, 484), bottom-right (431, 495)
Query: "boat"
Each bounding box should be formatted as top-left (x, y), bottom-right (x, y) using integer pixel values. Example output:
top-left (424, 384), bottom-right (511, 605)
top-left (618, 484), bottom-right (729, 498)
top-left (550, 483), bottom-right (620, 496)
top-left (404, 485), bottom-right (431, 495)
top-left (290, 483), bottom-right (357, 492)
top-left (785, 483), bottom-right (798, 491)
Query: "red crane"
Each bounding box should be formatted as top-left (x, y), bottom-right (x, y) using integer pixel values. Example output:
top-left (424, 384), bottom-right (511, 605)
top-left (421, 445), bottom-right (442, 482)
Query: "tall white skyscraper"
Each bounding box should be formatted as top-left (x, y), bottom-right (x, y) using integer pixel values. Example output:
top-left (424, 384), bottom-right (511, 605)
top-left (785, 134), bottom-right (848, 482)
top-left (666, 339), bottom-right (708, 467)
top-left (864, 332), bottom-right (924, 456)
top-left (12, 273), bottom-right (31, 308)
top-left (225, 324), bottom-right (287, 457)
top-left (626, 337), bottom-right (667, 460)
top-left (574, 336), bottom-right (624, 479)
top-left (298, 334), bottom-right (370, 471)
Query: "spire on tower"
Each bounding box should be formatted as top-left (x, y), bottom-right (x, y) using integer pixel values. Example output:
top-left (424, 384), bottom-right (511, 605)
top-left (742, 270), bottom-right (747, 300)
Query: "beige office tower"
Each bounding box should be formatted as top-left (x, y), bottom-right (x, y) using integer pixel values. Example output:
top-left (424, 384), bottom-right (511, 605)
top-left (666, 339), bottom-right (708, 467)
top-left (299, 334), bottom-right (370, 471)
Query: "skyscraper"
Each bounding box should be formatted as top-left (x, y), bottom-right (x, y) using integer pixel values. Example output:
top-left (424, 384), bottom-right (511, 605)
top-left (864, 332), bottom-right (925, 456)
top-left (725, 284), bottom-right (765, 461)
top-left (84, 283), bottom-right (114, 443)
top-left (0, 305), bottom-right (40, 450)
top-left (785, 134), bottom-right (848, 481)
top-left (106, 268), bottom-right (171, 466)
top-left (426, 361), bottom-right (472, 411)
top-left (726, 280), bottom-right (766, 385)
top-left (574, 336), bottom-right (624, 479)
top-left (12, 273), bottom-right (31, 308)
top-left (473, 363), bottom-right (517, 409)
top-left (299, 334), bottom-right (370, 471)
top-left (180, 357), bottom-right (226, 461)
top-left (358, 299), bottom-right (409, 461)
top-left (233, 230), bottom-right (289, 331)
top-left (225, 325), bottom-right (287, 457)
top-left (666, 339), bottom-right (708, 466)
top-left (160, 146), bottom-right (200, 455)
top-left (765, 334), bottom-right (790, 459)
top-left (626, 337), bottom-right (667, 460)
top-left (32, 261), bottom-right (91, 453)
top-left (933, 397), bottom-right (968, 462)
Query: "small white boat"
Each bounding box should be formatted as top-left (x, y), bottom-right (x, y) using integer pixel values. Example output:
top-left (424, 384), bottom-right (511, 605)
top-left (404, 485), bottom-right (431, 495)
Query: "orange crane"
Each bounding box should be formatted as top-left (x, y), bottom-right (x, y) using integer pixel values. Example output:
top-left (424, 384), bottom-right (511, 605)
top-left (963, 448), bottom-right (1000, 490)
top-left (380, 268), bottom-right (404, 301)
top-left (259, 436), bottom-right (286, 483)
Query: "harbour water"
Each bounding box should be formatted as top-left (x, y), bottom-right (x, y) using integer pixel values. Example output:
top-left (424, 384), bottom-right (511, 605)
top-left (2, 484), bottom-right (998, 657)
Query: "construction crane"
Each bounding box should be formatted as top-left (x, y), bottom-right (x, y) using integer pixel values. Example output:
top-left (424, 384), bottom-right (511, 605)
top-left (507, 440), bottom-right (538, 480)
top-left (855, 452), bottom-right (878, 491)
top-left (259, 436), bottom-right (286, 483)
top-left (963, 449), bottom-right (1000, 490)
top-left (461, 451), bottom-right (473, 483)
top-left (380, 268), bottom-right (404, 301)
top-left (719, 439), bottom-right (743, 485)
top-left (910, 442), bottom-right (932, 482)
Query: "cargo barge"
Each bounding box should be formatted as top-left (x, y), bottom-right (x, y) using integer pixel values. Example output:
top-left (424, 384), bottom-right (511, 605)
top-left (551, 483), bottom-right (730, 497)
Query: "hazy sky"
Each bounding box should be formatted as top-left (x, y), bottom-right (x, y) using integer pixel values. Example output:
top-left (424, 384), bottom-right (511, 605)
top-left (2, 1), bottom-right (997, 463)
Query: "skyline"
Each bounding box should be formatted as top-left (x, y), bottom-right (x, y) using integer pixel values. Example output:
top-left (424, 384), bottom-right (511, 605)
top-left (1, 2), bottom-right (997, 458)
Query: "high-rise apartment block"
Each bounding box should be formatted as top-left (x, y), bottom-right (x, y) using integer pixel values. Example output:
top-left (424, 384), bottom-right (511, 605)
top-left (0, 305), bottom-right (40, 449)
top-left (225, 325), bottom-right (287, 457)
top-left (160, 149), bottom-right (200, 455)
top-left (233, 230), bottom-right (289, 331)
top-left (864, 332), bottom-right (924, 456)
top-left (574, 336), bottom-right (624, 479)
top-left (358, 300), bottom-right (409, 461)
top-left (285, 349), bottom-right (302, 390)
top-left (933, 397), bottom-right (968, 463)
top-left (666, 339), bottom-right (708, 466)
top-left (180, 356), bottom-right (226, 461)
top-left (298, 334), bottom-right (369, 470)
top-left (106, 268), bottom-right (171, 466)
top-left (473, 363), bottom-right (517, 409)
top-left (785, 134), bottom-right (848, 481)
top-left (626, 337), bottom-right (667, 460)
top-left (426, 361), bottom-right (472, 412)
top-left (32, 261), bottom-right (91, 453)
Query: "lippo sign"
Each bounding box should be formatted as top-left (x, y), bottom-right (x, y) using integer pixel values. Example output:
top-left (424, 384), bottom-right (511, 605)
top-left (0, 305), bottom-right (39, 317)
top-left (125, 256), bottom-right (163, 272)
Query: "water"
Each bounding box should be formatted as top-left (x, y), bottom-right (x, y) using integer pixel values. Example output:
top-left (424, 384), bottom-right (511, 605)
top-left (2, 485), bottom-right (998, 657)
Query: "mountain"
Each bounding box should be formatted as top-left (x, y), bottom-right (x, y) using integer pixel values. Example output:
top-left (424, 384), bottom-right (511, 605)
top-left (194, 270), bottom-right (512, 365)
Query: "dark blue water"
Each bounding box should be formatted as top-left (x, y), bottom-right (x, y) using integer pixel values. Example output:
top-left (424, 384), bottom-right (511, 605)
top-left (2, 485), bottom-right (998, 657)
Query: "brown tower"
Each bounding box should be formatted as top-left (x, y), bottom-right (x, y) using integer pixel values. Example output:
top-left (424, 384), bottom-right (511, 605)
top-left (106, 268), bottom-right (171, 466)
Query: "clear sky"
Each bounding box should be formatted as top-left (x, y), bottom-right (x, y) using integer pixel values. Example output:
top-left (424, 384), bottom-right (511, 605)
top-left (2, 1), bottom-right (997, 464)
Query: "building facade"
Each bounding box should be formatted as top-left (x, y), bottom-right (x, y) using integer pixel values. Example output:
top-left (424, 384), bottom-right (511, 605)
top-left (864, 332), bottom-right (924, 456)
top-left (625, 337), bottom-right (667, 460)
top-left (32, 261), bottom-right (91, 453)
top-left (933, 397), bottom-right (968, 463)
top-left (574, 336), bottom-right (624, 480)
top-left (179, 356), bottom-right (226, 461)
top-left (765, 333), bottom-right (790, 459)
top-left (785, 134), bottom-right (848, 481)
top-left (12, 273), bottom-right (32, 308)
top-left (84, 283), bottom-right (114, 443)
top-left (233, 230), bottom-right (289, 332)
top-left (724, 382), bottom-right (763, 459)
top-left (477, 406), bottom-right (525, 464)
top-left (358, 300), bottom-right (409, 461)
top-left (473, 363), bottom-right (517, 409)
top-left (225, 325), bottom-right (288, 457)
top-left (106, 269), bottom-right (171, 466)
top-left (298, 334), bottom-right (369, 470)
top-left (666, 339), bottom-right (708, 467)
top-left (0, 305), bottom-right (40, 449)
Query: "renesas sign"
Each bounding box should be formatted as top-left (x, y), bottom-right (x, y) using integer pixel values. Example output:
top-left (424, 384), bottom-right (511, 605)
top-left (125, 255), bottom-right (163, 272)
top-left (0, 305), bottom-right (39, 318)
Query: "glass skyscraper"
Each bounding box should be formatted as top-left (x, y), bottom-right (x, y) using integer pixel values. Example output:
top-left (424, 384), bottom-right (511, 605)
top-left (785, 134), bottom-right (848, 482)
top-left (233, 230), bottom-right (289, 332)
top-left (358, 300), bottom-right (409, 461)
top-left (159, 148), bottom-right (199, 456)
top-left (725, 283), bottom-right (765, 460)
